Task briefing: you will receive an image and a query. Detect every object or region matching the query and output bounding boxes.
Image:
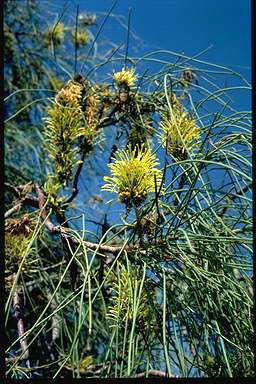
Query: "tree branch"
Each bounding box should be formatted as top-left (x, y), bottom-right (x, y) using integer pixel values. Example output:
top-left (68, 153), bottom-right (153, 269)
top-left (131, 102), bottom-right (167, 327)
top-left (4, 202), bottom-right (22, 219)
top-left (43, 218), bottom-right (138, 255)
top-left (12, 273), bottom-right (29, 361)
top-left (4, 181), bottom-right (40, 219)
top-left (135, 369), bottom-right (175, 378)
top-left (64, 150), bottom-right (87, 205)
top-left (5, 183), bottom-right (179, 257)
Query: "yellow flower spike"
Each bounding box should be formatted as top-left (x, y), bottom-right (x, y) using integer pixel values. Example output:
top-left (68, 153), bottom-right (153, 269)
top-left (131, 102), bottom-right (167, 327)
top-left (102, 144), bottom-right (163, 208)
top-left (106, 263), bottom-right (157, 331)
top-left (159, 109), bottom-right (200, 160)
top-left (44, 82), bottom-right (84, 185)
top-left (113, 67), bottom-right (138, 88)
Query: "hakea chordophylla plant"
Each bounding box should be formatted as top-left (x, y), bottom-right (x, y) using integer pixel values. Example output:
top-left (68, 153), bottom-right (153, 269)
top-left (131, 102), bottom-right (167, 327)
top-left (102, 144), bottom-right (163, 208)
top-left (113, 67), bottom-right (138, 88)
top-left (159, 109), bottom-right (200, 160)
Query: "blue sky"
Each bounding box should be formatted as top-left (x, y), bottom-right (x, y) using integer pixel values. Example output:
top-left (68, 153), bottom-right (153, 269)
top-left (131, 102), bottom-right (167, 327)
top-left (75, 0), bottom-right (251, 81)
top-left (50, 0), bottom-right (251, 114)
top-left (52, 0), bottom-right (251, 83)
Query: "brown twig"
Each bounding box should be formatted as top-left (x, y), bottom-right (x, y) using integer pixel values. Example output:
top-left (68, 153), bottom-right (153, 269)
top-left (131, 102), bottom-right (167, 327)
top-left (4, 181), bottom-right (40, 219)
top-left (45, 288), bottom-right (61, 358)
top-left (4, 182), bottom-right (20, 196)
top-left (4, 202), bottom-right (22, 219)
top-left (135, 369), bottom-right (174, 378)
top-left (64, 151), bottom-right (86, 205)
top-left (5, 183), bottom-right (179, 256)
top-left (12, 273), bottom-right (29, 360)
top-left (43, 218), bottom-right (137, 255)
top-left (4, 196), bottom-right (39, 219)
top-left (35, 183), bottom-right (44, 212)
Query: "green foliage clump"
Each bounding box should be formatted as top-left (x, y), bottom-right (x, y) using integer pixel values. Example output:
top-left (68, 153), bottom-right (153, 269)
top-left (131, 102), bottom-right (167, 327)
top-left (5, 214), bottom-right (39, 275)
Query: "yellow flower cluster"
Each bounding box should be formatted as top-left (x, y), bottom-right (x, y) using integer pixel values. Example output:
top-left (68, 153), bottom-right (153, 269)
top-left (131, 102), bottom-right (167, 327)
top-left (113, 67), bottom-right (137, 88)
top-left (78, 12), bottom-right (97, 26)
top-left (43, 22), bottom-right (64, 47)
top-left (83, 94), bottom-right (100, 133)
top-left (160, 110), bottom-right (200, 159)
top-left (102, 144), bottom-right (163, 208)
top-left (71, 28), bottom-right (90, 48)
top-left (57, 83), bottom-right (83, 104)
top-left (44, 82), bottom-right (84, 185)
